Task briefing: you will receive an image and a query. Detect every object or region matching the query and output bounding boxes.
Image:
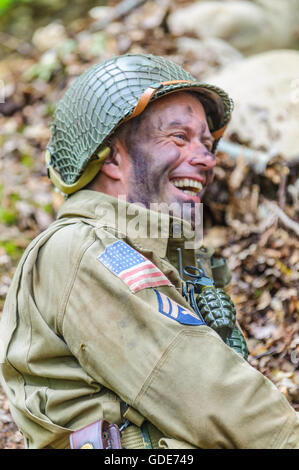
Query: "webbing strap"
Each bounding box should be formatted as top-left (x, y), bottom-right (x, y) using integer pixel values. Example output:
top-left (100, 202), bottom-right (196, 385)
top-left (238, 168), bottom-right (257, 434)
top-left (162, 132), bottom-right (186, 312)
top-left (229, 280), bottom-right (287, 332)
top-left (121, 422), bottom-right (164, 449)
top-left (121, 424), bottom-right (149, 449)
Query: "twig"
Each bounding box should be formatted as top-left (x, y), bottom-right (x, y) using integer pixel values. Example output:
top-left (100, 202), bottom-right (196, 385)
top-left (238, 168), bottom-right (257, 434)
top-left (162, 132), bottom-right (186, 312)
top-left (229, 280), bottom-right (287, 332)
top-left (265, 201), bottom-right (299, 237)
top-left (278, 172), bottom-right (287, 209)
top-left (91, 0), bottom-right (148, 31)
top-left (252, 346), bottom-right (279, 360)
top-left (217, 140), bottom-right (278, 174)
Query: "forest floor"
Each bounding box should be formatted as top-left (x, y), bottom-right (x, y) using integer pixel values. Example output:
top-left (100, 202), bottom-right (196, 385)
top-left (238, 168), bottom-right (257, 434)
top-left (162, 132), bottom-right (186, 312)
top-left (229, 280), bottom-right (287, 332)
top-left (0, 0), bottom-right (298, 449)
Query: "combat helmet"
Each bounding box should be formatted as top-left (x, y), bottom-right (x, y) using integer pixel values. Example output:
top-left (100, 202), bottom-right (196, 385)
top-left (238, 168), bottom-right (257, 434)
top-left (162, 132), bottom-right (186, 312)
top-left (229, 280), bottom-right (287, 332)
top-left (46, 54), bottom-right (234, 194)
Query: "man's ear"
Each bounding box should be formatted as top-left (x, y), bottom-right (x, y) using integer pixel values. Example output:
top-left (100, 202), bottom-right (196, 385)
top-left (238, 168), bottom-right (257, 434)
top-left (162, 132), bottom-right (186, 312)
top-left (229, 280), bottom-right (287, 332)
top-left (100, 138), bottom-right (128, 181)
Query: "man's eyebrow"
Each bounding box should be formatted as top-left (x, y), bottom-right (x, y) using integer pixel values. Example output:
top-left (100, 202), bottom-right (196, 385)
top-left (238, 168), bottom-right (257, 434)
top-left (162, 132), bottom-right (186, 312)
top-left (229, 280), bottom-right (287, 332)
top-left (167, 120), bottom-right (186, 127)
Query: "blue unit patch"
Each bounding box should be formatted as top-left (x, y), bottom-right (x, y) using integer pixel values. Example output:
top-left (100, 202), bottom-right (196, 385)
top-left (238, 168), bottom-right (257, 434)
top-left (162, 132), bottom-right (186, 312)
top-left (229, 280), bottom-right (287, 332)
top-left (154, 290), bottom-right (206, 326)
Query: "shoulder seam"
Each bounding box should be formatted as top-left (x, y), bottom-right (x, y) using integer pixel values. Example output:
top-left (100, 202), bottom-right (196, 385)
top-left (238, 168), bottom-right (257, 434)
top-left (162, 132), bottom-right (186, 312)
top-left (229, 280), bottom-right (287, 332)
top-left (56, 229), bottom-right (97, 334)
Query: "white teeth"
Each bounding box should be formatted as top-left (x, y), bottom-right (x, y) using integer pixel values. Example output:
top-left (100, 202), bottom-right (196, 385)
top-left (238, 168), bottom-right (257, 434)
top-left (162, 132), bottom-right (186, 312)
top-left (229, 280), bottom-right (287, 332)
top-left (171, 178), bottom-right (203, 192)
top-left (183, 190), bottom-right (197, 196)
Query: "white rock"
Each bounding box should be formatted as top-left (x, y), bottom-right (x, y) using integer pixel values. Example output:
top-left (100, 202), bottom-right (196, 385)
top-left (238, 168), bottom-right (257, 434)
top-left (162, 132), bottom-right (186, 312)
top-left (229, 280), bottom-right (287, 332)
top-left (40, 49), bottom-right (58, 66)
top-left (168, 0), bottom-right (299, 55)
top-left (206, 50), bottom-right (299, 162)
top-left (177, 36), bottom-right (243, 75)
top-left (89, 6), bottom-right (113, 20)
top-left (32, 22), bottom-right (67, 52)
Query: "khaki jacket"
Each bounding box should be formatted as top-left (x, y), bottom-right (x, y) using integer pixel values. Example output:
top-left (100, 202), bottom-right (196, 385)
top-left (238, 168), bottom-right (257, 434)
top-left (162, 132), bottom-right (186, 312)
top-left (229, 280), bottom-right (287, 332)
top-left (0, 190), bottom-right (298, 449)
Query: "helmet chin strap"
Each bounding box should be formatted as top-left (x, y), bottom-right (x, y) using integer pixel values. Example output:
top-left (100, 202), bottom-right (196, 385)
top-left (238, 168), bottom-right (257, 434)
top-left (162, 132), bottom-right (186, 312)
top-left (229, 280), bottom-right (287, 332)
top-left (123, 81), bottom-right (193, 122)
top-left (45, 147), bottom-right (111, 195)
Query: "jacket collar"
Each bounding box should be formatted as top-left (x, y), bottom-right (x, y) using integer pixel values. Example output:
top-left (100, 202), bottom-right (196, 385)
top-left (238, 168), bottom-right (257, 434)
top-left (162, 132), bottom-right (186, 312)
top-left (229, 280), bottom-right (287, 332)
top-left (57, 190), bottom-right (197, 260)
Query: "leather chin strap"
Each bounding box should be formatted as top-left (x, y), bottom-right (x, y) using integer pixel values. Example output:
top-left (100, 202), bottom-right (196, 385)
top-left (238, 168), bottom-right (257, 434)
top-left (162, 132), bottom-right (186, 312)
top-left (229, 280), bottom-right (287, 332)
top-left (124, 80), bottom-right (194, 121)
top-left (46, 81), bottom-right (228, 194)
top-left (211, 123), bottom-right (229, 140)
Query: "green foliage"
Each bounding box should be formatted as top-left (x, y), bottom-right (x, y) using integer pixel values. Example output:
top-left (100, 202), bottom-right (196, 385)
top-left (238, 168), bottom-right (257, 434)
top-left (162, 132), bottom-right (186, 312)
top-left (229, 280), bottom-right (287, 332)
top-left (45, 102), bottom-right (55, 117)
top-left (90, 32), bottom-right (106, 56)
top-left (0, 207), bottom-right (18, 225)
top-left (20, 153), bottom-right (34, 168)
top-left (43, 203), bottom-right (53, 215)
top-left (0, 187), bottom-right (19, 226)
top-left (0, 0), bottom-right (30, 16)
top-left (0, 240), bottom-right (23, 259)
top-left (57, 38), bottom-right (76, 59)
top-left (0, 0), bottom-right (15, 14)
top-left (23, 53), bottom-right (63, 82)
top-left (9, 193), bottom-right (21, 203)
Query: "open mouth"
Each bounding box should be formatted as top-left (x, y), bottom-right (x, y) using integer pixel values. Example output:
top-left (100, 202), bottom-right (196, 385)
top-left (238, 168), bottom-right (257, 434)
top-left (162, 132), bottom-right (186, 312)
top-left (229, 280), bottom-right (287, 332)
top-left (170, 178), bottom-right (203, 197)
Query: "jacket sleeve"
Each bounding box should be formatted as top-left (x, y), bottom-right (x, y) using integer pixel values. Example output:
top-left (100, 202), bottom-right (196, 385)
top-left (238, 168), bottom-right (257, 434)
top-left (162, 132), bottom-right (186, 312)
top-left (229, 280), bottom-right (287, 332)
top-left (61, 230), bottom-right (299, 449)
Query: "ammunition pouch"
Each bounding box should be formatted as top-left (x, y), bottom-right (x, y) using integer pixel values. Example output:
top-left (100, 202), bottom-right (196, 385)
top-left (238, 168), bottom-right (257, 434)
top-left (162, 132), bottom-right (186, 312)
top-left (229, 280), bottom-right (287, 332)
top-left (70, 419), bottom-right (122, 449)
top-left (69, 405), bottom-right (164, 450)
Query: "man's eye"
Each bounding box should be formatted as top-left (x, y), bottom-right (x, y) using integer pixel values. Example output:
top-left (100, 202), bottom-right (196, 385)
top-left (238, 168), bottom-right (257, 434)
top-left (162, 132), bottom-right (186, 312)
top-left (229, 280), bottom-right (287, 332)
top-left (203, 141), bottom-right (213, 152)
top-left (173, 134), bottom-right (186, 140)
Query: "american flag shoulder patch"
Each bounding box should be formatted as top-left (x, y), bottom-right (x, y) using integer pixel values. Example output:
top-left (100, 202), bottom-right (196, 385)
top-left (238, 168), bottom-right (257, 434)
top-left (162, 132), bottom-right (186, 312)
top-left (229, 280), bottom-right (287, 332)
top-left (97, 240), bottom-right (173, 294)
top-left (155, 289), bottom-right (205, 326)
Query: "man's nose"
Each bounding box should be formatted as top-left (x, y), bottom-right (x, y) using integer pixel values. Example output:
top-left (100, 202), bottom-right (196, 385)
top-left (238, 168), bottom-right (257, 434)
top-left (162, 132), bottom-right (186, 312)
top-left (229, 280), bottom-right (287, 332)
top-left (187, 144), bottom-right (216, 170)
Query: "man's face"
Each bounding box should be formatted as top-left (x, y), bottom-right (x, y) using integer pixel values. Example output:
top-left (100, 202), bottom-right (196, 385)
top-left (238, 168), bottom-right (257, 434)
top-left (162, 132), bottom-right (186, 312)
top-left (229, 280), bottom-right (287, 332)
top-left (119, 91), bottom-right (216, 225)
